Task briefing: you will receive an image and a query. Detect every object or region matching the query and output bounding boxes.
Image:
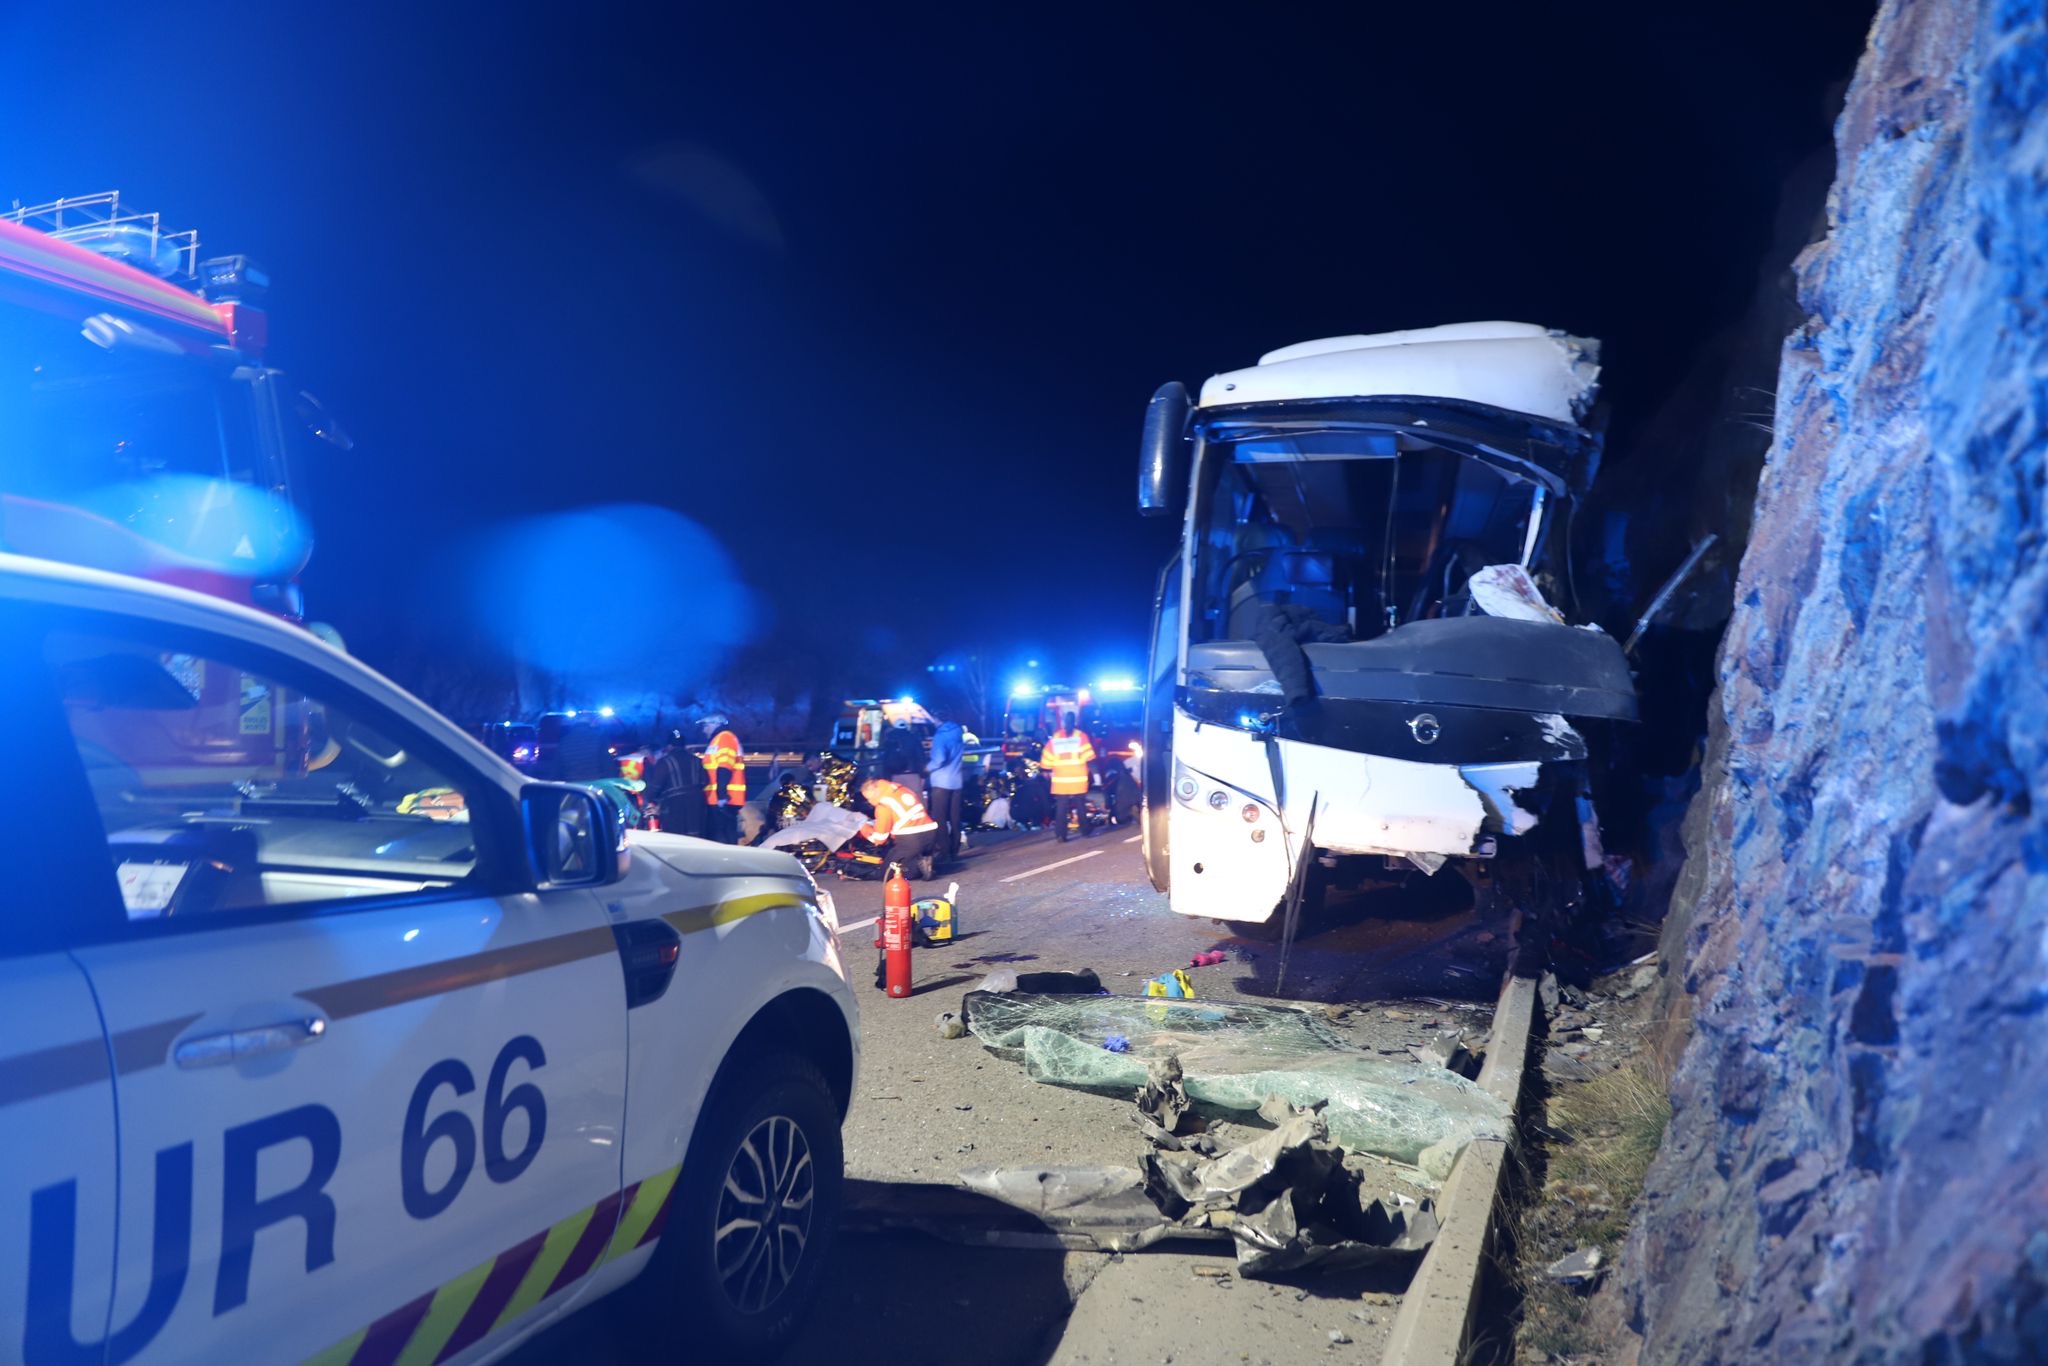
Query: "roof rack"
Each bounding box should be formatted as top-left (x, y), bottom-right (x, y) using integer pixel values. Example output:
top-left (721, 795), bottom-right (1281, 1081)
top-left (4, 191), bottom-right (200, 284)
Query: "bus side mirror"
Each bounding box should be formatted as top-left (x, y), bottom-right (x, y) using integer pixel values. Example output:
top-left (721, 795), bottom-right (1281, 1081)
top-left (1138, 382), bottom-right (1190, 517)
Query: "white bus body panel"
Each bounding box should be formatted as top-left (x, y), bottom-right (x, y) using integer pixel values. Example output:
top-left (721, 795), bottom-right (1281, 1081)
top-left (1166, 710), bottom-right (1548, 923)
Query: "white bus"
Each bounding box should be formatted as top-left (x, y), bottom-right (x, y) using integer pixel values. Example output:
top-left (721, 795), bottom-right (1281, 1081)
top-left (1134, 322), bottom-right (1637, 927)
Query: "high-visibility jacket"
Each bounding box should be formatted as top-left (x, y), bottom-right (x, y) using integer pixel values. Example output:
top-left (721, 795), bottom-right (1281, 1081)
top-left (1039, 729), bottom-right (1097, 795)
top-left (701, 729), bottom-right (747, 805)
top-left (858, 779), bottom-right (938, 843)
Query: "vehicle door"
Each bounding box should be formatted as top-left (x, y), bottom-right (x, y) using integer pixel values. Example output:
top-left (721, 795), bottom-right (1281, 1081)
top-left (37, 607), bottom-right (629, 1364)
top-left (0, 605), bottom-right (121, 1365)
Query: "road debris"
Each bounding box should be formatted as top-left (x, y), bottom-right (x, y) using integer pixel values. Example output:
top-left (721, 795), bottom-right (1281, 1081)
top-left (935, 1010), bottom-right (966, 1039)
top-left (969, 967), bottom-right (1105, 996)
top-left (1145, 969), bottom-right (1197, 998)
top-left (963, 992), bottom-right (1511, 1177)
top-left (963, 1095), bottom-right (1437, 1277)
top-left (1544, 1244), bottom-right (1604, 1288)
top-left (1409, 1029), bottom-right (1480, 1078)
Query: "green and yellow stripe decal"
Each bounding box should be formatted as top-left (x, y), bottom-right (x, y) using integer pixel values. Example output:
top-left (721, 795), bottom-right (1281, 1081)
top-left (304, 1165), bottom-right (681, 1366)
top-left (664, 889), bottom-right (807, 936)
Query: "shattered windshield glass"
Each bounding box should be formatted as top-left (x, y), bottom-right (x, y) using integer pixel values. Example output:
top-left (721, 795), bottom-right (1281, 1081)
top-left (1193, 428), bottom-right (1542, 643)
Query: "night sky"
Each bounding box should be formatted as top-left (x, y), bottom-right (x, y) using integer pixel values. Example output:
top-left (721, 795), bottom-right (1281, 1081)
top-left (0, 2), bottom-right (1871, 712)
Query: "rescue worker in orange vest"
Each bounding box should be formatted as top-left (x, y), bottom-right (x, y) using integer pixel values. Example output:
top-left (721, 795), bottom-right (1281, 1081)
top-left (857, 777), bottom-right (940, 879)
top-left (1039, 711), bottom-right (1097, 842)
top-left (699, 714), bottom-right (747, 844)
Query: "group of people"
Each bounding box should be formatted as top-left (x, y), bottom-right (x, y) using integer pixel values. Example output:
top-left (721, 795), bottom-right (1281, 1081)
top-left (616, 708), bottom-right (1128, 877)
top-left (644, 715), bottom-right (750, 843)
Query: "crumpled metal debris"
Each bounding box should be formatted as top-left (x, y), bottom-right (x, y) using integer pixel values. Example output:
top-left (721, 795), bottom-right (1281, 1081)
top-left (964, 992), bottom-right (1510, 1178)
top-left (1136, 1055), bottom-right (1194, 1135)
top-left (961, 1091), bottom-right (1437, 1277)
top-left (1545, 1245), bottom-right (1604, 1288)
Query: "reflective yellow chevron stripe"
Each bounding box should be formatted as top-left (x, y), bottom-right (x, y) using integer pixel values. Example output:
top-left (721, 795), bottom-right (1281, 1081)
top-left (605, 1163), bottom-right (681, 1263)
top-left (488, 1207), bottom-right (592, 1332)
top-left (300, 1164), bottom-right (683, 1366)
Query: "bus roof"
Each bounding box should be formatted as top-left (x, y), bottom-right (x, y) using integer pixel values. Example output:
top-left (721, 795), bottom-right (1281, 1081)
top-left (0, 217), bottom-right (227, 339)
top-left (1198, 323), bottom-right (1599, 426)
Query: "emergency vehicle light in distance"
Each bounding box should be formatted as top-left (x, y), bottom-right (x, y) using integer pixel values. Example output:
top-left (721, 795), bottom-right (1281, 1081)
top-left (1011, 681), bottom-right (1042, 698)
top-left (1095, 677), bottom-right (1139, 693)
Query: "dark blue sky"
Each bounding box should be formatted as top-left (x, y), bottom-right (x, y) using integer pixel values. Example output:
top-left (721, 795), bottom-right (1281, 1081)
top-left (0, 1), bottom-right (1870, 694)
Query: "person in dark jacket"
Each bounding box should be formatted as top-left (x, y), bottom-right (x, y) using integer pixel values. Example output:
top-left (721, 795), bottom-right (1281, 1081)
top-left (880, 721), bottom-right (926, 796)
top-left (924, 715), bottom-right (966, 869)
top-left (646, 730), bottom-right (702, 838)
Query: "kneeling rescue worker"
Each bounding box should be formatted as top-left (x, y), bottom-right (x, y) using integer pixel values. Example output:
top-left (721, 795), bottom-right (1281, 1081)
top-left (858, 777), bottom-right (940, 878)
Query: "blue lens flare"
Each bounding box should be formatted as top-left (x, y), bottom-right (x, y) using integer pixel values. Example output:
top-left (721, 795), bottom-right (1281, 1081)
top-left (464, 503), bottom-right (756, 694)
top-left (52, 474), bottom-right (313, 580)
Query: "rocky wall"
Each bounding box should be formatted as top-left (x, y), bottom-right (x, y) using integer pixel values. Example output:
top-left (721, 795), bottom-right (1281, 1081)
top-left (1625, 1), bottom-right (2048, 1359)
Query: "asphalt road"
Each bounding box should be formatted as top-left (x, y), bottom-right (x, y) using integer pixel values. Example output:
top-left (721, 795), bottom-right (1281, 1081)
top-left (519, 819), bottom-right (1509, 1366)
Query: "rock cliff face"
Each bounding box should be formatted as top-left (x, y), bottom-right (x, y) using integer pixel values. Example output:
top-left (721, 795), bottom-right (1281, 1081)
top-left (1625, 2), bottom-right (2048, 1360)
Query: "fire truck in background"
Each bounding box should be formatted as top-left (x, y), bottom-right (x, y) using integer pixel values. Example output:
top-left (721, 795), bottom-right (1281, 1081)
top-left (0, 191), bottom-right (345, 615)
top-left (1002, 679), bottom-right (1145, 763)
top-left (0, 191), bottom-right (350, 786)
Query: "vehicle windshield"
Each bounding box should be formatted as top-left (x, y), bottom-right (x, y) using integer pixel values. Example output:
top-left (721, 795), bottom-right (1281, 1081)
top-left (1192, 427), bottom-right (1544, 644)
top-left (0, 303), bottom-right (299, 571)
top-left (48, 630), bottom-right (481, 917)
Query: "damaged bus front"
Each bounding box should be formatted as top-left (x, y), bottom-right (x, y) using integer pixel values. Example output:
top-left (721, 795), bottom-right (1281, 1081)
top-left (1134, 322), bottom-right (1635, 924)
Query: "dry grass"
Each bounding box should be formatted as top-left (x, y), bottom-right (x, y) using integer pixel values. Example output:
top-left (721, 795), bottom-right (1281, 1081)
top-left (1512, 1053), bottom-right (1672, 1362)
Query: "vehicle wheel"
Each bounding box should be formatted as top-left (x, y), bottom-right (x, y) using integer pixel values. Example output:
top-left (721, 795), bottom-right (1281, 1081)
top-left (658, 1051), bottom-right (843, 1361)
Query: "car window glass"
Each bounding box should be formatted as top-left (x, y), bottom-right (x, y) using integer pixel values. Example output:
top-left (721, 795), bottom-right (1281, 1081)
top-left (46, 628), bottom-right (480, 921)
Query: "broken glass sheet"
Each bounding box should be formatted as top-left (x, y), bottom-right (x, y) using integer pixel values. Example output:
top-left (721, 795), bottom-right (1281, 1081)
top-left (964, 993), bottom-right (1510, 1179)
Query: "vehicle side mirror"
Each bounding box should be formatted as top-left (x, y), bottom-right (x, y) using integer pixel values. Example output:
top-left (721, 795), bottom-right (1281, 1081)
top-left (1138, 381), bottom-right (1190, 517)
top-left (523, 783), bottom-right (628, 887)
top-left (295, 390), bottom-right (355, 451)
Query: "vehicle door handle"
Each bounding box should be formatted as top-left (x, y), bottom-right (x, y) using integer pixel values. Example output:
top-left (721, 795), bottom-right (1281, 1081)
top-left (174, 1017), bottom-right (328, 1069)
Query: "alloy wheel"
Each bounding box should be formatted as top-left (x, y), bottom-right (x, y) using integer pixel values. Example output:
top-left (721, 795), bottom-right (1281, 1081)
top-left (712, 1114), bottom-right (816, 1315)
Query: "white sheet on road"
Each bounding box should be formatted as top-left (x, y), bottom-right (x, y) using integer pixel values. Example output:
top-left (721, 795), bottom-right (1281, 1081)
top-left (758, 804), bottom-right (868, 852)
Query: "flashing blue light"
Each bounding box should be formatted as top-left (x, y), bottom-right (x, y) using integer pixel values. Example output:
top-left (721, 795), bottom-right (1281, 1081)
top-left (1011, 681), bottom-right (1042, 699)
top-left (901, 694), bottom-right (915, 705)
top-left (598, 705), bottom-right (616, 718)
top-left (564, 709), bottom-right (579, 718)
top-left (402, 928), bottom-right (420, 943)
top-left (1095, 677), bottom-right (1139, 694)
top-left (1027, 659), bottom-right (1041, 668)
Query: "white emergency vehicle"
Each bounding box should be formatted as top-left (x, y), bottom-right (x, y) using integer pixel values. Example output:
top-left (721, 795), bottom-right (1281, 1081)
top-left (0, 554), bottom-right (858, 1363)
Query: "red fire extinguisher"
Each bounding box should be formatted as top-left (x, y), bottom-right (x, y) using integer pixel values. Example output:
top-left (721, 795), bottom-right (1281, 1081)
top-left (880, 863), bottom-right (913, 998)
